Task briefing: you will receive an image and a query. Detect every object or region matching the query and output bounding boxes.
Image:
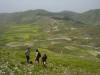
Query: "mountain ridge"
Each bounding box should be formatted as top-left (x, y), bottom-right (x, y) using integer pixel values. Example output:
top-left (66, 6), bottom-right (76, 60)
top-left (0, 9), bottom-right (100, 25)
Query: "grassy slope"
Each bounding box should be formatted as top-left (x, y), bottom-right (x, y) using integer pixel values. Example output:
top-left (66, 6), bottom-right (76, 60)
top-left (0, 24), bottom-right (100, 75)
top-left (0, 48), bottom-right (100, 75)
top-left (0, 9), bottom-right (100, 75)
top-left (75, 9), bottom-right (100, 25)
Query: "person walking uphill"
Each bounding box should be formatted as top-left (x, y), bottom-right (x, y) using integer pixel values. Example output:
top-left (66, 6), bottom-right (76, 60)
top-left (35, 49), bottom-right (41, 65)
top-left (25, 48), bottom-right (30, 63)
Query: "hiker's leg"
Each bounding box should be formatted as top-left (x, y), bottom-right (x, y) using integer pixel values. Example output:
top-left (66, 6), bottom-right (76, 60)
top-left (26, 56), bottom-right (28, 63)
top-left (27, 56), bottom-right (30, 63)
top-left (42, 61), bottom-right (45, 67)
top-left (38, 59), bottom-right (40, 63)
top-left (41, 60), bottom-right (43, 65)
top-left (35, 59), bottom-right (38, 65)
top-left (44, 61), bottom-right (47, 67)
top-left (37, 59), bottom-right (39, 65)
top-left (28, 57), bottom-right (30, 63)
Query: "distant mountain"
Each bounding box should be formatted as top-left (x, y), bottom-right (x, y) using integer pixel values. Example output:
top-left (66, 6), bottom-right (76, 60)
top-left (0, 13), bottom-right (10, 20)
top-left (75, 9), bottom-right (100, 25)
top-left (0, 9), bottom-right (79, 25)
top-left (0, 9), bottom-right (100, 25)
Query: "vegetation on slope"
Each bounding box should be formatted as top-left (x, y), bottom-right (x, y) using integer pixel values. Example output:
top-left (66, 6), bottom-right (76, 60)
top-left (75, 9), bottom-right (100, 25)
top-left (0, 9), bottom-right (100, 75)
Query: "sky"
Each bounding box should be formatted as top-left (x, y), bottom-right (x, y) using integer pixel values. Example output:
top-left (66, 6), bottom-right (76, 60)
top-left (0, 0), bottom-right (100, 13)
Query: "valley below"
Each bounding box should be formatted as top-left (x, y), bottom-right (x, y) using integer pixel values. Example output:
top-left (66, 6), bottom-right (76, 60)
top-left (0, 9), bottom-right (100, 75)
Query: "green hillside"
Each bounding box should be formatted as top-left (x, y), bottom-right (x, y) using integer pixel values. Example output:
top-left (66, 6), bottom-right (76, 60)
top-left (75, 9), bottom-right (100, 25)
top-left (0, 9), bottom-right (78, 24)
top-left (0, 9), bottom-right (100, 75)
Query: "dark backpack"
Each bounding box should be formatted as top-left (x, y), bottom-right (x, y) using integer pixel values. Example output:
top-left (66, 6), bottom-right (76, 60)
top-left (38, 52), bottom-right (41, 58)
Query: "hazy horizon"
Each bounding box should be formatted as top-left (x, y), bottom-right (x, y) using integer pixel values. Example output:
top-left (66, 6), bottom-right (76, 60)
top-left (0, 0), bottom-right (100, 13)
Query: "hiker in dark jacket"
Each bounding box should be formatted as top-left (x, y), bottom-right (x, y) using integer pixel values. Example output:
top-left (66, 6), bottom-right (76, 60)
top-left (25, 48), bottom-right (30, 63)
top-left (42, 54), bottom-right (47, 67)
top-left (35, 49), bottom-right (41, 65)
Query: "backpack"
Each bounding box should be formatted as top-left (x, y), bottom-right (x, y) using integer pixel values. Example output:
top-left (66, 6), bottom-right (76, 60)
top-left (38, 52), bottom-right (41, 58)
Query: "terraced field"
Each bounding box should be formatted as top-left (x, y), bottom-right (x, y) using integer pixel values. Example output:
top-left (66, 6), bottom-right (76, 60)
top-left (0, 24), bottom-right (100, 75)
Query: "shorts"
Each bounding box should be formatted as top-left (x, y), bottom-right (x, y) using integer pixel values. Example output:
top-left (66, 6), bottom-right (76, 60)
top-left (43, 61), bottom-right (46, 65)
top-left (42, 59), bottom-right (46, 64)
top-left (26, 56), bottom-right (30, 60)
top-left (35, 57), bottom-right (39, 62)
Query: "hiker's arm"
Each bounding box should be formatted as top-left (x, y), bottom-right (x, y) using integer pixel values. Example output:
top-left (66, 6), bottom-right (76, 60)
top-left (36, 52), bottom-right (38, 57)
top-left (25, 51), bottom-right (27, 55)
top-left (34, 53), bottom-right (37, 60)
top-left (46, 56), bottom-right (47, 59)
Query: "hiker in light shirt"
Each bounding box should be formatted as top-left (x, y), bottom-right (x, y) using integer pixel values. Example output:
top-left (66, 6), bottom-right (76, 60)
top-left (25, 48), bottom-right (30, 63)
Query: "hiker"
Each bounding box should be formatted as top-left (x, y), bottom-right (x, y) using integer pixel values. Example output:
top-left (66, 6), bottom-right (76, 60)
top-left (25, 48), bottom-right (30, 63)
top-left (35, 49), bottom-right (41, 65)
top-left (41, 54), bottom-right (47, 67)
